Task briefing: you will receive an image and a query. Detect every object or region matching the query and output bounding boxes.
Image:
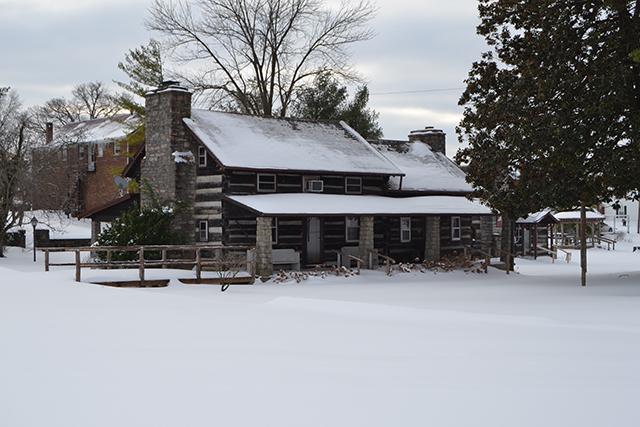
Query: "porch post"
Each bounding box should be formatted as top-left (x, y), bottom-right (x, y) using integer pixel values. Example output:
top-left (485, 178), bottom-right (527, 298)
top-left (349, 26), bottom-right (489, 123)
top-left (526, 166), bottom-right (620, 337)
top-left (424, 216), bottom-right (441, 262)
top-left (255, 216), bottom-right (273, 277)
top-left (90, 219), bottom-right (101, 244)
top-left (358, 216), bottom-right (375, 268)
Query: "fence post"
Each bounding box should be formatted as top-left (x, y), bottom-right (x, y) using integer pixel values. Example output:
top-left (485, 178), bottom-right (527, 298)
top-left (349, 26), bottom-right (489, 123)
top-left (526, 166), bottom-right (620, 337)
top-left (196, 247), bottom-right (202, 282)
top-left (139, 247), bottom-right (145, 283)
top-left (44, 249), bottom-right (50, 272)
top-left (75, 250), bottom-right (81, 282)
top-left (161, 249), bottom-right (167, 269)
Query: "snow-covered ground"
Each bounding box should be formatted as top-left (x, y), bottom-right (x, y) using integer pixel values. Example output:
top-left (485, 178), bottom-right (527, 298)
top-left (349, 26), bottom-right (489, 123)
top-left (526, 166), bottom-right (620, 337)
top-left (1, 236), bottom-right (640, 426)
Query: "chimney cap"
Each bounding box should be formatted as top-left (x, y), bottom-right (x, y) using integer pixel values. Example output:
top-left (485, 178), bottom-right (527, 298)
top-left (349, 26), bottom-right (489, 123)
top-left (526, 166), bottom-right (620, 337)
top-left (409, 126), bottom-right (445, 136)
top-left (146, 80), bottom-right (190, 96)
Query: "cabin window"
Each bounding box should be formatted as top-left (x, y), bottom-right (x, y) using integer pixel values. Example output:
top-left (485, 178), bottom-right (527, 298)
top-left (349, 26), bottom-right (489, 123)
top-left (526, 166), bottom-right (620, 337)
top-left (62, 148), bottom-right (68, 161)
top-left (271, 218), bottom-right (278, 245)
top-left (400, 217), bottom-right (412, 242)
top-left (345, 216), bottom-right (360, 242)
top-left (89, 143), bottom-right (96, 163)
top-left (198, 146), bottom-right (207, 167)
top-left (79, 144), bottom-right (85, 160)
top-left (345, 177), bottom-right (362, 194)
top-left (257, 174), bottom-right (276, 192)
top-left (113, 141), bottom-right (121, 156)
top-left (97, 143), bottom-right (104, 158)
top-left (451, 216), bottom-right (461, 241)
top-left (198, 220), bottom-right (208, 242)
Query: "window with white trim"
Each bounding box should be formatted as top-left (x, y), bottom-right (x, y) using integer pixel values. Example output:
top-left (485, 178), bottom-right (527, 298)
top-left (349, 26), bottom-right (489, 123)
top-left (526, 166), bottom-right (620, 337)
top-left (198, 220), bottom-right (208, 242)
top-left (97, 143), bottom-right (104, 157)
top-left (198, 146), bottom-right (207, 167)
top-left (451, 216), bottom-right (461, 241)
top-left (257, 174), bottom-right (276, 192)
top-left (400, 217), bottom-right (412, 242)
top-left (345, 177), bottom-right (362, 194)
top-left (345, 216), bottom-right (359, 242)
top-left (271, 218), bottom-right (278, 244)
top-left (79, 144), bottom-right (85, 160)
top-left (113, 141), bottom-right (121, 156)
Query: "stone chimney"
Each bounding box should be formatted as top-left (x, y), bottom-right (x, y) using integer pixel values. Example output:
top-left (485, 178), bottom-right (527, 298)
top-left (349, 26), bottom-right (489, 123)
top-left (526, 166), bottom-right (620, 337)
top-left (142, 81), bottom-right (196, 242)
top-left (408, 126), bottom-right (446, 155)
top-left (45, 122), bottom-right (53, 144)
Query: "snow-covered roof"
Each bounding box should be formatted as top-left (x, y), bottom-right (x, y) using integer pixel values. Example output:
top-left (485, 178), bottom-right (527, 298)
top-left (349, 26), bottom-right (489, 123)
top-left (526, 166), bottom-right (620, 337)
top-left (53, 114), bottom-right (139, 144)
top-left (226, 194), bottom-right (492, 216)
top-left (516, 209), bottom-right (557, 224)
top-left (184, 110), bottom-right (404, 176)
top-left (553, 210), bottom-right (606, 221)
top-left (371, 140), bottom-right (472, 193)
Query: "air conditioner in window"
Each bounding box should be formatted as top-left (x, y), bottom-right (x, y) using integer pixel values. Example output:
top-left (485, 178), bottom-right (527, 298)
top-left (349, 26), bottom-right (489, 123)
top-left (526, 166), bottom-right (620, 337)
top-left (306, 180), bottom-right (324, 192)
top-left (87, 162), bottom-right (96, 172)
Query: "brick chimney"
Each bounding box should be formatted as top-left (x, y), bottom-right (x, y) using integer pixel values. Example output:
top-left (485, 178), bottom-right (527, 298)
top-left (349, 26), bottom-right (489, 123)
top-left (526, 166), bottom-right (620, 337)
top-left (408, 126), bottom-right (446, 155)
top-left (45, 122), bottom-right (53, 144)
top-left (142, 81), bottom-right (196, 241)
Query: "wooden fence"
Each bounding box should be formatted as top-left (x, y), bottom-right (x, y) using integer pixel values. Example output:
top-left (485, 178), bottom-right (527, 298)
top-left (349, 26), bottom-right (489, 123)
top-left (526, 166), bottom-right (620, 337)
top-left (40, 244), bottom-right (254, 283)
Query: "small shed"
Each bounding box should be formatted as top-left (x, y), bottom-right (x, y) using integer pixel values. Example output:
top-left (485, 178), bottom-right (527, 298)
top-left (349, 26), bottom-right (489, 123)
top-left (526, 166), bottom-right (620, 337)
top-left (515, 209), bottom-right (558, 258)
top-left (553, 210), bottom-right (606, 248)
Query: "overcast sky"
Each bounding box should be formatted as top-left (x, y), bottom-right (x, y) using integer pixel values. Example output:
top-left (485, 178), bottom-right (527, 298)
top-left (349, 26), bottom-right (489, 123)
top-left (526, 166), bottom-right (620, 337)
top-left (0, 0), bottom-right (486, 156)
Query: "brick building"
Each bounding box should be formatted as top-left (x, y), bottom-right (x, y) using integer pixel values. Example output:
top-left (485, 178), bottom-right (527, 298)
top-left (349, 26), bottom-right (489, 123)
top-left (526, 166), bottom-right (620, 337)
top-left (31, 114), bottom-right (140, 224)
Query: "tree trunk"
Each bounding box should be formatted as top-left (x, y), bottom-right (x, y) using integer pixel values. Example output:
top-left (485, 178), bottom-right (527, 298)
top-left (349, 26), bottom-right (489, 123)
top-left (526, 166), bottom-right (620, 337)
top-left (500, 215), bottom-right (515, 272)
top-left (580, 202), bottom-right (587, 287)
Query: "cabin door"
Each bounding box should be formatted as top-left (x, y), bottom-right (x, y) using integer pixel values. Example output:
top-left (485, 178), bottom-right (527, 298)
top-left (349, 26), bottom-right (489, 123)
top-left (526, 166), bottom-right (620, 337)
top-left (306, 217), bottom-right (322, 264)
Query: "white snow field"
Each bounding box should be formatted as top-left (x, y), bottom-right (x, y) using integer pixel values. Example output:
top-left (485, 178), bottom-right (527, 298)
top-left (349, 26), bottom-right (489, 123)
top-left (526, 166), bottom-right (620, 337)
top-left (1, 239), bottom-right (640, 427)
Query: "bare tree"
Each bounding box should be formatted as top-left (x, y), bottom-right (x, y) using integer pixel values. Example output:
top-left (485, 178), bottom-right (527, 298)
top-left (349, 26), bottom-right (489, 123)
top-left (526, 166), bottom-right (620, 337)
top-left (0, 88), bottom-right (31, 257)
top-left (31, 81), bottom-right (121, 133)
top-left (147, 0), bottom-right (375, 117)
top-left (72, 82), bottom-right (120, 120)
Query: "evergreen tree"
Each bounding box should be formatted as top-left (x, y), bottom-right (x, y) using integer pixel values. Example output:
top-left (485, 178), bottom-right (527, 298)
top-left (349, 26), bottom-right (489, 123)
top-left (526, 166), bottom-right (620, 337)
top-left (293, 73), bottom-right (383, 139)
top-left (340, 85), bottom-right (383, 140)
top-left (456, 0), bottom-right (640, 286)
top-left (114, 39), bottom-right (164, 116)
top-left (293, 73), bottom-right (347, 122)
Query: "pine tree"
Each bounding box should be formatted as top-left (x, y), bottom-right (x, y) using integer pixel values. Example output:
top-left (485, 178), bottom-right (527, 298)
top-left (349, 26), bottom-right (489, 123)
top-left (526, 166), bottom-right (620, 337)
top-left (293, 73), bottom-right (383, 139)
top-left (114, 39), bottom-right (164, 116)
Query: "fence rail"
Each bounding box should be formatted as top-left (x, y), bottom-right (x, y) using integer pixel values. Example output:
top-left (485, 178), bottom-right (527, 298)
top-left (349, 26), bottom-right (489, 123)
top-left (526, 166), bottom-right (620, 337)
top-left (40, 244), bottom-right (254, 283)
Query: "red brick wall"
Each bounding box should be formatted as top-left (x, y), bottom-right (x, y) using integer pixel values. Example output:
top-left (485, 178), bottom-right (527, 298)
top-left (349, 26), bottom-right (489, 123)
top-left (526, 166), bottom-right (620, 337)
top-left (82, 141), bottom-right (130, 213)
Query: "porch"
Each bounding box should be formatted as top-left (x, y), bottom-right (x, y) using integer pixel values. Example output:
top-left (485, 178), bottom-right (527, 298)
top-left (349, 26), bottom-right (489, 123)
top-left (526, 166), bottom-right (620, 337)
top-left (225, 193), bottom-right (494, 276)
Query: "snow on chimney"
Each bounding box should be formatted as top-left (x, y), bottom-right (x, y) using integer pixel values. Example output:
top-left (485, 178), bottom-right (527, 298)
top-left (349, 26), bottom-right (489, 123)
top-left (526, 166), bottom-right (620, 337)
top-left (408, 126), bottom-right (446, 155)
top-left (45, 122), bottom-right (53, 145)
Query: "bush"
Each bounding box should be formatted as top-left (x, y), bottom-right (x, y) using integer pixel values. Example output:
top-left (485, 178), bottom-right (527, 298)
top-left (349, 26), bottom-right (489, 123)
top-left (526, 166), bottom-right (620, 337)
top-left (97, 203), bottom-right (184, 260)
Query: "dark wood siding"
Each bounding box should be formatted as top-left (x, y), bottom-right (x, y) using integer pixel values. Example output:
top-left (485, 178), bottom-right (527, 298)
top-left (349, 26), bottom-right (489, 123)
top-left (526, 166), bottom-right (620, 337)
top-left (440, 215), bottom-right (477, 255)
top-left (224, 170), bottom-right (388, 196)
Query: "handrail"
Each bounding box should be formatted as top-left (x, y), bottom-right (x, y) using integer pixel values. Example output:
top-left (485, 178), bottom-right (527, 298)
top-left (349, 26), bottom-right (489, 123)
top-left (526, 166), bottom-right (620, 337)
top-left (347, 255), bottom-right (365, 274)
top-left (594, 235), bottom-right (616, 250)
top-left (535, 245), bottom-right (558, 263)
top-left (368, 250), bottom-right (395, 275)
top-left (463, 245), bottom-right (491, 273)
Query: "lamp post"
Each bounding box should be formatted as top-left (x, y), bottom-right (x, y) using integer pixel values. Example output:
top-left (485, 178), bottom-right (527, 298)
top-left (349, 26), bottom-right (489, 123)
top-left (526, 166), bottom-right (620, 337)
top-left (30, 216), bottom-right (38, 262)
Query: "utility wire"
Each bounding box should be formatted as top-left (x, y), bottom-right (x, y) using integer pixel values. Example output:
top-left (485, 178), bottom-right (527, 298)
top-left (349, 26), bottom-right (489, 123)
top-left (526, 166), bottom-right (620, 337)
top-left (370, 87), bottom-right (465, 96)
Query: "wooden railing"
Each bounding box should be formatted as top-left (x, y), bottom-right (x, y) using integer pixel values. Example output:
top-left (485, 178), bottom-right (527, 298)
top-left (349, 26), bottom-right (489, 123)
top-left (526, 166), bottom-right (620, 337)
top-left (594, 235), bottom-right (616, 251)
top-left (40, 245), bottom-right (253, 283)
top-left (369, 250), bottom-right (396, 275)
top-left (347, 255), bottom-right (365, 274)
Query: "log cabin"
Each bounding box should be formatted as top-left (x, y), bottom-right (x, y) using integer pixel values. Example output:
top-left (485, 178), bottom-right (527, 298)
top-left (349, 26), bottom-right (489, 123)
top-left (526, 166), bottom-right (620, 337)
top-left (80, 82), bottom-right (494, 275)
